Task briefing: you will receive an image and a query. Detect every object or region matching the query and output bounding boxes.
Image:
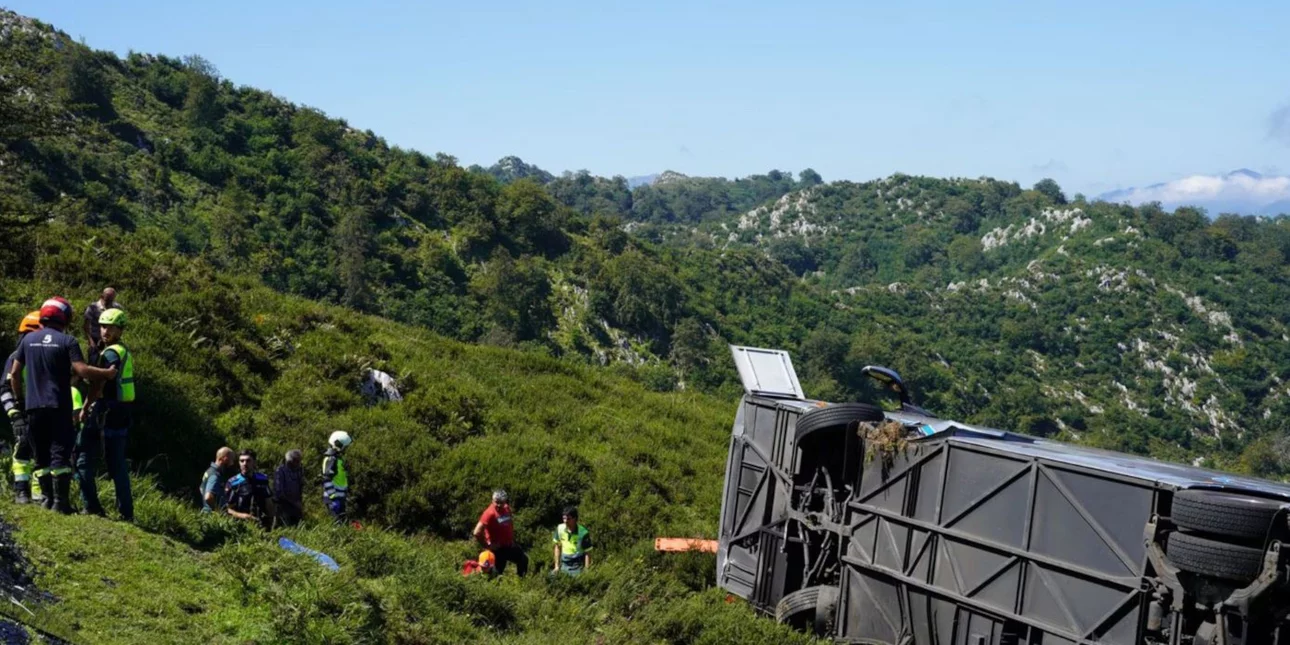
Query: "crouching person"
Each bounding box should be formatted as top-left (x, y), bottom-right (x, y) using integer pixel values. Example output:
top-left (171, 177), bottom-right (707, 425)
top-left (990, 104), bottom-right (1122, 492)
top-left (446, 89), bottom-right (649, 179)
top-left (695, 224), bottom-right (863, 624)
top-left (226, 449), bottom-right (275, 529)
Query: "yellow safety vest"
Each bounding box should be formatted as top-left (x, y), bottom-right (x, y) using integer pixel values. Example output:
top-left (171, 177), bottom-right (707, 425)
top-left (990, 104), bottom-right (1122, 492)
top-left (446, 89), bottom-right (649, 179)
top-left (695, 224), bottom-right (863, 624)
top-left (554, 523), bottom-right (590, 565)
top-left (103, 343), bottom-right (135, 403)
top-left (323, 452), bottom-right (348, 499)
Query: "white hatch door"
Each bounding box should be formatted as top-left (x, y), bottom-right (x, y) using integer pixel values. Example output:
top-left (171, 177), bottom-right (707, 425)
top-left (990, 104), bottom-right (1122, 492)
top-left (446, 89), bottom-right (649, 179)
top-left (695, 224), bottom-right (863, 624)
top-left (729, 345), bottom-right (805, 400)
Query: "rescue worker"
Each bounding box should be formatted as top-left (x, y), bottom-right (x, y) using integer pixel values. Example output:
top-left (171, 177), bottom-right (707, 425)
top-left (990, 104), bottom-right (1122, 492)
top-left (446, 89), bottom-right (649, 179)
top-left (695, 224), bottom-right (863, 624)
top-left (200, 447), bottom-right (235, 513)
top-left (7, 298), bottom-right (117, 514)
top-left (70, 380), bottom-right (88, 508)
top-left (78, 307), bottom-right (135, 521)
top-left (81, 287), bottom-right (119, 366)
top-left (551, 506), bottom-right (592, 576)
top-left (3, 311), bottom-right (43, 504)
top-left (473, 489), bottom-right (528, 576)
top-left (321, 431), bottom-right (352, 522)
top-left (462, 550), bottom-right (496, 577)
top-left (273, 449), bottom-right (305, 527)
top-left (226, 448), bottom-right (275, 528)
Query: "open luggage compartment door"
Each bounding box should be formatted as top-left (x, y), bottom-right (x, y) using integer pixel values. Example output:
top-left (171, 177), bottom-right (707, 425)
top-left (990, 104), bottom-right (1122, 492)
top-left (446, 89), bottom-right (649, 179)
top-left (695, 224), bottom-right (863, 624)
top-left (730, 345), bottom-right (805, 400)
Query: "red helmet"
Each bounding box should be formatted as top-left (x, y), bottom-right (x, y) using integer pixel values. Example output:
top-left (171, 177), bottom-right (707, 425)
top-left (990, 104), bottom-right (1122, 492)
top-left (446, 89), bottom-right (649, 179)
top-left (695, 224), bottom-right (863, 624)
top-left (39, 297), bottom-right (72, 326)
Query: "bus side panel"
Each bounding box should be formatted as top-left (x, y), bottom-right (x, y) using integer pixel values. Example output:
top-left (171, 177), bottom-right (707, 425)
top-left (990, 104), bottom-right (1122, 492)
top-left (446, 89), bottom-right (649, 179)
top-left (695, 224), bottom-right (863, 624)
top-left (717, 397), bottom-right (801, 610)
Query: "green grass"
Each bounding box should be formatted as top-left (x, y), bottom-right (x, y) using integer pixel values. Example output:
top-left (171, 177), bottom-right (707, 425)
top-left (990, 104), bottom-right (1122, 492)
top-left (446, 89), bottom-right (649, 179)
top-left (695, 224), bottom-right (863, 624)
top-left (1, 486), bottom-right (820, 645)
top-left (0, 225), bottom-right (822, 644)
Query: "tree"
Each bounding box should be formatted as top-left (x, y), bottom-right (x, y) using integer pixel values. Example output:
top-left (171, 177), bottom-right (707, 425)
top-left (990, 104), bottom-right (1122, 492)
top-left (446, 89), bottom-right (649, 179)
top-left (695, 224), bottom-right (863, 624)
top-left (669, 317), bottom-right (709, 374)
top-left (335, 204), bottom-right (373, 309)
top-left (183, 55), bottom-right (223, 129)
top-left (767, 237), bottom-right (818, 275)
top-left (596, 249), bottom-right (684, 339)
top-left (0, 33), bottom-right (85, 236)
top-left (495, 179), bottom-right (569, 255)
top-left (208, 187), bottom-right (255, 263)
top-left (944, 197), bottom-right (980, 234)
top-left (798, 168), bottom-right (823, 187)
top-left (469, 251), bottom-right (554, 343)
top-left (947, 236), bottom-right (984, 273)
top-left (904, 226), bottom-right (940, 267)
top-left (1033, 178), bottom-right (1067, 205)
top-left (800, 326), bottom-right (850, 384)
top-left (55, 39), bottom-right (113, 116)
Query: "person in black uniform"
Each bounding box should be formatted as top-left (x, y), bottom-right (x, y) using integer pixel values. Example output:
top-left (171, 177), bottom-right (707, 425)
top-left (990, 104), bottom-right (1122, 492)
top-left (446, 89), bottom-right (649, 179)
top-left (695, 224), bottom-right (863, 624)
top-left (226, 449), bottom-right (276, 529)
top-left (6, 298), bottom-right (117, 514)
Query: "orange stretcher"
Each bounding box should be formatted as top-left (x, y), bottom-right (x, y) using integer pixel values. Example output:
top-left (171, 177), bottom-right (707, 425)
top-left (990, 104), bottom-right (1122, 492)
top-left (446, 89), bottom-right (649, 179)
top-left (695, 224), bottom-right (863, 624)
top-left (654, 538), bottom-right (718, 553)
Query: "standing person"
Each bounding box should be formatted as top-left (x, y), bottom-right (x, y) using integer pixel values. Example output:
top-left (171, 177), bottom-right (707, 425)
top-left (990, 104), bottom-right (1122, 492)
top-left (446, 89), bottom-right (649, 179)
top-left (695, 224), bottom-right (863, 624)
top-left (321, 431), bottom-right (352, 522)
top-left (274, 449), bottom-right (305, 527)
top-left (70, 379), bottom-right (94, 513)
top-left (78, 308), bottom-right (135, 521)
top-left (551, 506), bottom-right (592, 576)
top-left (200, 447), bottom-right (234, 513)
top-left (226, 449), bottom-right (275, 528)
top-left (7, 297), bottom-right (117, 514)
top-left (3, 311), bottom-right (43, 504)
top-left (81, 288), bottom-right (119, 366)
top-left (473, 489), bottom-right (528, 576)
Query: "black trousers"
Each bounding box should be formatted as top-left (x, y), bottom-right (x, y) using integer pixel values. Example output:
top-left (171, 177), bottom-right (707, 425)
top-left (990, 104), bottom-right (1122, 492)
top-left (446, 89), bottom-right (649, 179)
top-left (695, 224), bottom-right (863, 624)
top-left (10, 413), bottom-right (33, 463)
top-left (277, 503), bottom-right (303, 527)
top-left (493, 545), bottom-right (529, 576)
top-left (28, 409), bottom-right (75, 473)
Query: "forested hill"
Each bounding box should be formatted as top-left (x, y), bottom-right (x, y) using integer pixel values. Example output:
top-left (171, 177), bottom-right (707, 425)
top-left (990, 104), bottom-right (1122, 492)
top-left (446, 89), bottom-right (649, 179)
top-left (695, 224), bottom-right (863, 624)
top-left (4, 9), bottom-right (1290, 480)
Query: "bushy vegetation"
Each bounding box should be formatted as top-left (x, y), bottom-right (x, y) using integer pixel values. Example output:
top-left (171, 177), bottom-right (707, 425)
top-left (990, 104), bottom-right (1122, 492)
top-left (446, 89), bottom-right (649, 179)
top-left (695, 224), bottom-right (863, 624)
top-left (4, 223), bottom-right (728, 541)
top-left (0, 223), bottom-right (818, 644)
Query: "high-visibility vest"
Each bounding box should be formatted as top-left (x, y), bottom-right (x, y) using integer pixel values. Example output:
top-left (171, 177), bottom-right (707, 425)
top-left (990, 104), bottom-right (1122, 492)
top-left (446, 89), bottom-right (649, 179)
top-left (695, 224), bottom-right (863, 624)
top-left (102, 343), bottom-right (135, 403)
top-left (323, 451), bottom-right (348, 499)
top-left (554, 523), bottom-right (590, 565)
top-left (72, 386), bottom-right (83, 412)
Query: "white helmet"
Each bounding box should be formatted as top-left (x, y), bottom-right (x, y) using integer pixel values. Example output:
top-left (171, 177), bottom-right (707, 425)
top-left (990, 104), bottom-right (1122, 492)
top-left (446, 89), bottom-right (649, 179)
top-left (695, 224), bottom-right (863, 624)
top-left (328, 431), bottom-right (353, 451)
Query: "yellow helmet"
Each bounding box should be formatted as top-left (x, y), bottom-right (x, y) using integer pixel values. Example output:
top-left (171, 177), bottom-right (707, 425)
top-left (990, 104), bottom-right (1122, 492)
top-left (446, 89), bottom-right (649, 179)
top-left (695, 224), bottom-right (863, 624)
top-left (18, 311), bottom-right (41, 334)
top-left (99, 307), bottom-right (128, 329)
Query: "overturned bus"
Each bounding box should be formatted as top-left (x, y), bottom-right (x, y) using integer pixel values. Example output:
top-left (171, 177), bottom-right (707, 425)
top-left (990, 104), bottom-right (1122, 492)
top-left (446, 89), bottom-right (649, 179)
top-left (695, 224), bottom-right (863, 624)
top-left (717, 346), bottom-right (1290, 645)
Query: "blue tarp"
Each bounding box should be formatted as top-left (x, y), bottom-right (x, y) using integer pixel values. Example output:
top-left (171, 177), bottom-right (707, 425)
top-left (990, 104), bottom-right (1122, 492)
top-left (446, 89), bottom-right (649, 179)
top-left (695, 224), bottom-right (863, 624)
top-left (278, 537), bottom-right (340, 572)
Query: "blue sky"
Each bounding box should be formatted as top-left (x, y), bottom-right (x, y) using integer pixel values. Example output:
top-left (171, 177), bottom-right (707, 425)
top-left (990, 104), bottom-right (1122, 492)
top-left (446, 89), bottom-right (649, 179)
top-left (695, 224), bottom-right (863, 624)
top-left (7, 1), bottom-right (1289, 197)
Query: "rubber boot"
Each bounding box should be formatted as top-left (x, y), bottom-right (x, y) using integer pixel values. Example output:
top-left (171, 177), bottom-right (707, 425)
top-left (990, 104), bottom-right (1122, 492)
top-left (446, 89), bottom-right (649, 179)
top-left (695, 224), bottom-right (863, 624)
top-left (53, 474), bottom-right (74, 515)
top-left (37, 475), bottom-right (54, 510)
top-left (13, 480), bottom-right (31, 505)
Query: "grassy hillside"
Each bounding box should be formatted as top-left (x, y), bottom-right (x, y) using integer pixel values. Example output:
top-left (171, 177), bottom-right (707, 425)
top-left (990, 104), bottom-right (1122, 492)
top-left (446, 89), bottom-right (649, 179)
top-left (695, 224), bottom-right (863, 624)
top-left (9, 8), bottom-right (1290, 479)
top-left (0, 224), bottom-right (815, 644)
top-left (4, 8), bottom-right (1290, 640)
top-left (4, 492), bottom-right (820, 645)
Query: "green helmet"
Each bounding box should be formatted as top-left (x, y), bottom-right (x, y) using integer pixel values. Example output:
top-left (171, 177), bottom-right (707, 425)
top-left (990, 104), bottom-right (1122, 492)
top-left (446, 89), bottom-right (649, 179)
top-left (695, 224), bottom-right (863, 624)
top-left (99, 307), bottom-right (127, 329)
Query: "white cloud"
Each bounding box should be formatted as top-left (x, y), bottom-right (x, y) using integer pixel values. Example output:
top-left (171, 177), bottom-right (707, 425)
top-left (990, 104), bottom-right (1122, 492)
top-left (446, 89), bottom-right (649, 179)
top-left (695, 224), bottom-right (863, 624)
top-left (1100, 170), bottom-right (1290, 215)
